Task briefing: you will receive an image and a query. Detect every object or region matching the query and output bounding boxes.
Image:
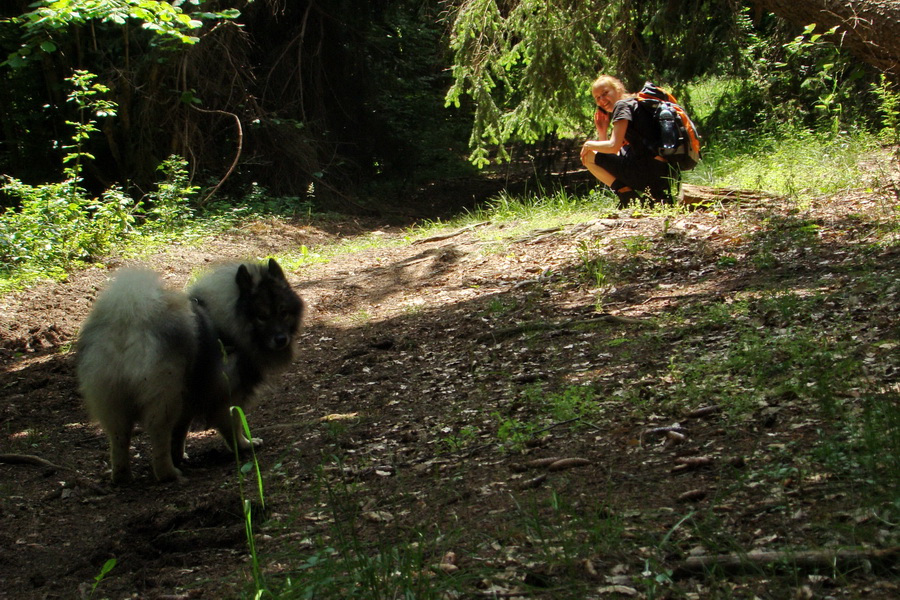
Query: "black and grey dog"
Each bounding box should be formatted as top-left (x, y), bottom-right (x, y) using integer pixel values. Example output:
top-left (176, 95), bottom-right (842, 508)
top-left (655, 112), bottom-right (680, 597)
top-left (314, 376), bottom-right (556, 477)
top-left (77, 259), bottom-right (304, 484)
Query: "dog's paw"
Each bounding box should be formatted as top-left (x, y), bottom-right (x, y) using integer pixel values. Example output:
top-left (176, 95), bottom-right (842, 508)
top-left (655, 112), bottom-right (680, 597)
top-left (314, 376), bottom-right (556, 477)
top-left (236, 436), bottom-right (263, 450)
top-left (110, 469), bottom-right (133, 486)
top-left (154, 466), bottom-right (184, 483)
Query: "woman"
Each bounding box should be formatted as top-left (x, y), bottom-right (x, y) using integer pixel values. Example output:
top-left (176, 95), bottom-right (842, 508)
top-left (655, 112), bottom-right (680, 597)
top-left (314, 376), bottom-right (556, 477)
top-left (580, 75), bottom-right (677, 207)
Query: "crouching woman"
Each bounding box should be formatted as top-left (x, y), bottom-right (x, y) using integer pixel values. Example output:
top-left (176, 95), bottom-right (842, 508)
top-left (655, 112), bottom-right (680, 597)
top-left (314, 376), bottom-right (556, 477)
top-left (580, 74), bottom-right (678, 207)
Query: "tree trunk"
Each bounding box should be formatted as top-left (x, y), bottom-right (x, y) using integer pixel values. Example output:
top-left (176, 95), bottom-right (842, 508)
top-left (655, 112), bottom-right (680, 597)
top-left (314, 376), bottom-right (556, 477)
top-left (752, 0), bottom-right (900, 75)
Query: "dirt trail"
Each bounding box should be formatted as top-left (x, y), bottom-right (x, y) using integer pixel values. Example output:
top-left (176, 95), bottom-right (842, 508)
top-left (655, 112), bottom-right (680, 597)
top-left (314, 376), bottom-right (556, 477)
top-left (2, 179), bottom-right (900, 598)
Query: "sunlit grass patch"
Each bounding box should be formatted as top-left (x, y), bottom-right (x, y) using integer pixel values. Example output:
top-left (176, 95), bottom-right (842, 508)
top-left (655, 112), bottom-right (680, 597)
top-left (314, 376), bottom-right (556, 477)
top-left (444, 187), bottom-right (619, 241)
top-left (690, 128), bottom-right (879, 199)
top-left (652, 284), bottom-right (900, 501)
top-left (662, 291), bottom-right (859, 415)
top-left (280, 230), bottom-right (411, 272)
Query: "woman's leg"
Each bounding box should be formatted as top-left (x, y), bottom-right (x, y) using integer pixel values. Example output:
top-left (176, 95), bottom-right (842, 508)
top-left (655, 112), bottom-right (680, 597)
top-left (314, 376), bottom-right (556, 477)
top-left (582, 151), bottom-right (617, 186)
top-left (585, 151), bottom-right (637, 207)
top-left (594, 152), bottom-right (680, 206)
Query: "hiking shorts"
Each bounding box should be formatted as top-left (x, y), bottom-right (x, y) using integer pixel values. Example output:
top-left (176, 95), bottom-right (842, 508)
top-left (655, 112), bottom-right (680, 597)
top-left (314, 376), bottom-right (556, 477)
top-left (594, 150), bottom-right (679, 202)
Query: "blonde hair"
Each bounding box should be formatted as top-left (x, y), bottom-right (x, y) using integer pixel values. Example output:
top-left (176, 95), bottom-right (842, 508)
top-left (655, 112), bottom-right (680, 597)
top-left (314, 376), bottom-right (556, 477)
top-left (590, 75), bottom-right (632, 99)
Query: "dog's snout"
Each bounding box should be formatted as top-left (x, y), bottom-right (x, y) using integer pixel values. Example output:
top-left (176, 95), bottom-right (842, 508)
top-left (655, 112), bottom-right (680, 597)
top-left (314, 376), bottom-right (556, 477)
top-left (270, 332), bottom-right (291, 350)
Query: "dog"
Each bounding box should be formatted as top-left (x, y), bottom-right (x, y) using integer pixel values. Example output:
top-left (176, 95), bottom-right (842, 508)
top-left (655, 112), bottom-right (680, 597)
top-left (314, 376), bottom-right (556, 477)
top-left (77, 258), bottom-right (304, 484)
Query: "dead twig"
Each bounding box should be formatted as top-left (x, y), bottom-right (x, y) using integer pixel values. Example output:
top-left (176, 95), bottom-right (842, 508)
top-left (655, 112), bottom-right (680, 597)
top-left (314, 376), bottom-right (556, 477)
top-left (685, 405), bottom-right (721, 419)
top-left (672, 456), bottom-right (714, 473)
top-left (518, 473), bottom-right (548, 489)
top-left (644, 426), bottom-right (688, 436)
top-left (512, 226), bottom-right (563, 244)
top-left (254, 412), bottom-right (359, 434)
top-left (191, 106), bottom-right (242, 206)
top-left (1, 453), bottom-right (108, 495)
top-left (547, 458), bottom-right (592, 471)
top-left (677, 489), bottom-right (708, 503)
top-left (413, 222), bottom-right (490, 245)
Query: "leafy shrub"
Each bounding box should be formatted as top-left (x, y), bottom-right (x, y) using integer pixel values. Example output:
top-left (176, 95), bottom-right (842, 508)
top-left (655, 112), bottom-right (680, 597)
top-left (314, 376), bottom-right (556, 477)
top-left (0, 177), bottom-right (135, 273)
top-left (0, 70), bottom-right (198, 280)
top-left (143, 155), bottom-right (198, 230)
top-left (872, 74), bottom-right (900, 146)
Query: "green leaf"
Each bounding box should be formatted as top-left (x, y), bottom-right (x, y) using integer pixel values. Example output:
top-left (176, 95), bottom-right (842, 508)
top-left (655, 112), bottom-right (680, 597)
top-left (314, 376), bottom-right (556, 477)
top-left (4, 55), bottom-right (27, 69)
top-left (39, 40), bottom-right (57, 53)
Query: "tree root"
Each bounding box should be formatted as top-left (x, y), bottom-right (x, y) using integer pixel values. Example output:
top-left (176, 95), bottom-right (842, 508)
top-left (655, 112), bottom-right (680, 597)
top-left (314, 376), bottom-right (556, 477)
top-left (0, 453), bottom-right (63, 470)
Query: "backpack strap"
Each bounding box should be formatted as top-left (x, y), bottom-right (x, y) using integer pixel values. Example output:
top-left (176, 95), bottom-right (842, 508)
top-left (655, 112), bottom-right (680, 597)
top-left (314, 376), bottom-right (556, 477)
top-left (638, 81), bottom-right (679, 104)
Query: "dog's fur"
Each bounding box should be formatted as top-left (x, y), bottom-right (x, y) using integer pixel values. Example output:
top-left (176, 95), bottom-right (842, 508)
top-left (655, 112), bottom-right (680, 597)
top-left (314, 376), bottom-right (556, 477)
top-left (77, 258), bottom-right (304, 484)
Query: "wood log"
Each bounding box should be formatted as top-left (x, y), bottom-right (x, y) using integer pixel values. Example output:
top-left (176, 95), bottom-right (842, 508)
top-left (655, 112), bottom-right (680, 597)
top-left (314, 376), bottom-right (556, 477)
top-left (680, 184), bottom-right (781, 206)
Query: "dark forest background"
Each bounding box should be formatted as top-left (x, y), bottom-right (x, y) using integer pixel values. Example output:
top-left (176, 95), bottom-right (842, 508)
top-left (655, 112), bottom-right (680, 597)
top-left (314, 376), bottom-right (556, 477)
top-left (0, 0), bottom-right (896, 214)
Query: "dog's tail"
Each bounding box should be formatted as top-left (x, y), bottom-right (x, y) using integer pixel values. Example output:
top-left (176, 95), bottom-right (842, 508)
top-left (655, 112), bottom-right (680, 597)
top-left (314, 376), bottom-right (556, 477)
top-left (78, 268), bottom-right (198, 410)
top-left (78, 269), bottom-right (198, 369)
top-left (89, 269), bottom-right (188, 325)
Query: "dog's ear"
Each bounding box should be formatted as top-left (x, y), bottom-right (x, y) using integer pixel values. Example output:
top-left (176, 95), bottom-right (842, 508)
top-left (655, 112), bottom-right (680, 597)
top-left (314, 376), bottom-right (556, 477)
top-left (267, 258), bottom-right (286, 281)
top-left (236, 264), bottom-right (254, 294)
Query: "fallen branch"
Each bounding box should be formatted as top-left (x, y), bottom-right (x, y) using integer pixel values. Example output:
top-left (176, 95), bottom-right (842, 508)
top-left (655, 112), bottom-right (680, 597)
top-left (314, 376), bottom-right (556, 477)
top-left (412, 222), bottom-right (490, 245)
top-left (0, 453), bottom-right (63, 470)
top-left (191, 106), bottom-right (242, 207)
top-left (685, 405), bottom-right (721, 419)
top-left (1, 453), bottom-right (108, 495)
top-left (672, 546), bottom-right (900, 579)
top-left (513, 227), bottom-right (563, 244)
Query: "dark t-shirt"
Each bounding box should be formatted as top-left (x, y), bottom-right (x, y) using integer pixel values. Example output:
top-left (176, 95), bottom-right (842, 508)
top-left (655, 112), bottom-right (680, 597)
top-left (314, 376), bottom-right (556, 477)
top-left (608, 99), bottom-right (658, 158)
top-left (593, 97), bottom-right (675, 201)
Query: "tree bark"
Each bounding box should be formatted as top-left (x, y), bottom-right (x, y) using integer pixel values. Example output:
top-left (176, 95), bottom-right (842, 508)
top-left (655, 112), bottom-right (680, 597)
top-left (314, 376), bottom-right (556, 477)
top-left (680, 184), bottom-right (781, 205)
top-left (752, 0), bottom-right (900, 75)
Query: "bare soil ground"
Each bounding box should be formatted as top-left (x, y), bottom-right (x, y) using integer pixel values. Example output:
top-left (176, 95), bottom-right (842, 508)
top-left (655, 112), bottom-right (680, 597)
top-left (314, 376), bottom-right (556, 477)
top-left (2, 160), bottom-right (900, 599)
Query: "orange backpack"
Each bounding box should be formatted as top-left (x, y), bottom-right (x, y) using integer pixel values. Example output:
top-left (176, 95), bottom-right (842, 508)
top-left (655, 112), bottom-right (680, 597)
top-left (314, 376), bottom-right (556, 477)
top-left (635, 82), bottom-right (702, 170)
